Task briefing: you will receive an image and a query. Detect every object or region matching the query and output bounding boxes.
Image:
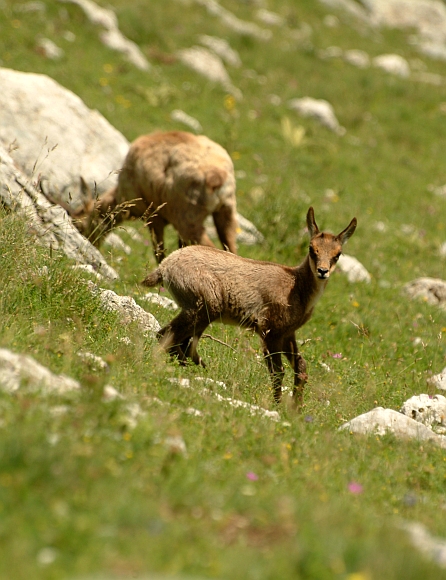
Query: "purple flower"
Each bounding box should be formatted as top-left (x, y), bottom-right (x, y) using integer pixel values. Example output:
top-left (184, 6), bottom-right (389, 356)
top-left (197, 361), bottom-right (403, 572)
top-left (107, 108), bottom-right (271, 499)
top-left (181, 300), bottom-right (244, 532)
top-left (348, 482), bottom-right (363, 494)
top-left (246, 472), bottom-right (258, 481)
top-left (332, 353), bottom-right (343, 359)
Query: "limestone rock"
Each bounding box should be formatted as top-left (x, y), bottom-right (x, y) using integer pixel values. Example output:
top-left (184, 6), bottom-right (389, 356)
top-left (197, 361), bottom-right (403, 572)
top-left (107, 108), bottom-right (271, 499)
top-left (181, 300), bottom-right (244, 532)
top-left (403, 277), bottom-right (446, 309)
top-left (140, 293), bottom-right (179, 311)
top-left (170, 110), bottom-right (203, 133)
top-left (177, 46), bottom-right (242, 99)
top-left (288, 97), bottom-right (346, 134)
top-left (89, 284), bottom-right (161, 336)
top-left (428, 367), bottom-right (446, 391)
top-left (337, 254), bottom-right (371, 283)
top-left (373, 54), bottom-right (410, 77)
top-left (103, 232), bottom-right (132, 255)
top-left (339, 407), bottom-right (446, 447)
top-left (0, 348), bottom-right (80, 394)
top-left (195, 0), bottom-right (272, 40)
top-left (0, 67), bottom-right (129, 206)
top-left (198, 35), bottom-right (242, 67)
top-left (400, 394), bottom-right (446, 434)
top-left (0, 142), bottom-right (118, 280)
top-left (400, 521), bottom-right (446, 569)
top-left (35, 38), bottom-right (64, 60)
top-left (203, 212), bottom-right (265, 246)
top-left (60, 0), bottom-right (150, 70)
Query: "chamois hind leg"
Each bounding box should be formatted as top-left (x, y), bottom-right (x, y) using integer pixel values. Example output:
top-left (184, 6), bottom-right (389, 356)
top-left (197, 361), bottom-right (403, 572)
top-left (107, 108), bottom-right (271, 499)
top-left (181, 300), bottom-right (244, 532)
top-left (262, 335), bottom-right (285, 404)
top-left (158, 310), bottom-right (209, 367)
top-left (181, 330), bottom-right (207, 368)
top-left (283, 335), bottom-right (307, 408)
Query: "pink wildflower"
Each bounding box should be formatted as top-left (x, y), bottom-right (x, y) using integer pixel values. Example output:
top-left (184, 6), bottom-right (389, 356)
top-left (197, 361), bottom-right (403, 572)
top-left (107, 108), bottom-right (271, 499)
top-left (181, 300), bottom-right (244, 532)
top-left (348, 482), bottom-right (363, 494)
top-left (246, 472), bottom-right (258, 481)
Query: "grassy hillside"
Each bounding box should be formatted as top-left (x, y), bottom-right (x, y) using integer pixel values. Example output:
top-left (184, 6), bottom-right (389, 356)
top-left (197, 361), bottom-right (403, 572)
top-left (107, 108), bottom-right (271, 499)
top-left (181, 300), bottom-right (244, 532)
top-left (0, 0), bottom-right (445, 578)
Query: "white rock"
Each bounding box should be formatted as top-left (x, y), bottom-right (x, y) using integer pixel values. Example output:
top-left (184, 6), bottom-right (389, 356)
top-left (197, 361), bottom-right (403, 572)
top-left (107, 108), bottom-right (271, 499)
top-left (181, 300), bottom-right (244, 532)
top-left (120, 226), bottom-right (144, 243)
top-left (344, 49), bottom-right (370, 68)
top-left (194, 377), bottom-right (227, 390)
top-left (36, 38), bottom-right (64, 60)
top-left (337, 254), bottom-right (371, 283)
top-left (60, 0), bottom-right (150, 70)
top-left (60, 0), bottom-right (117, 29)
top-left (403, 277), bottom-right (446, 309)
top-left (0, 142), bottom-right (117, 280)
top-left (196, 0), bottom-right (272, 40)
top-left (103, 232), bottom-right (132, 255)
top-left (198, 35), bottom-right (241, 67)
top-left (363, 0), bottom-right (446, 65)
top-left (140, 292), bottom-right (179, 311)
top-left (0, 348), bottom-right (80, 394)
top-left (373, 54), bottom-right (410, 77)
top-left (102, 385), bottom-right (124, 401)
top-left (400, 393), bottom-right (446, 433)
top-left (429, 183), bottom-right (446, 197)
top-left (255, 9), bottom-right (285, 27)
top-left (0, 67), bottom-right (129, 204)
top-left (71, 264), bottom-right (103, 280)
top-left (77, 351), bottom-right (109, 372)
top-left (339, 407), bottom-right (446, 447)
top-left (288, 97), bottom-right (346, 134)
top-left (400, 521), bottom-right (446, 568)
top-left (204, 211), bottom-right (264, 245)
top-left (319, 0), bottom-right (369, 22)
top-left (177, 46), bottom-right (242, 99)
top-left (428, 367), bottom-right (446, 391)
top-left (170, 109), bottom-right (203, 133)
top-left (318, 46), bottom-right (343, 59)
top-left (16, 2), bottom-right (46, 12)
top-left (164, 435), bottom-right (188, 456)
top-left (99, 28), bottom-right (150, 71)
top-left (90, 284), bottom-right (161, 336)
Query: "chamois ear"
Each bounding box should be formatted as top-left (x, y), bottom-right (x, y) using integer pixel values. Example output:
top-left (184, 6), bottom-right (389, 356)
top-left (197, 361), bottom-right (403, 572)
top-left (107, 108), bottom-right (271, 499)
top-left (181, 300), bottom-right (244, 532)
top-left (306, 206), bottom-right (320, 238)
top-left (337, 217), bottom-right (357, 245)
top-left (80, 177), bottom-right (92, 200)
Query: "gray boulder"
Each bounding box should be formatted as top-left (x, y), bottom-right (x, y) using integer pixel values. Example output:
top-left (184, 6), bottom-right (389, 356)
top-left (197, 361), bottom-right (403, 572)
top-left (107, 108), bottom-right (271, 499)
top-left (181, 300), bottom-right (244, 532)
top-left (0, 67), bottom-right (129, 207)
top-left (0, 142), bottom-right (118, 280)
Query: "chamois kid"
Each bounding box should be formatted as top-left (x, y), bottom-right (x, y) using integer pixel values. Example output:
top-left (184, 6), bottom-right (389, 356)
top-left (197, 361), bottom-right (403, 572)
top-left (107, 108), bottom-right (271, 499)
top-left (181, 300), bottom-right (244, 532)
top-left (142, 207), bottom-right (357, 405)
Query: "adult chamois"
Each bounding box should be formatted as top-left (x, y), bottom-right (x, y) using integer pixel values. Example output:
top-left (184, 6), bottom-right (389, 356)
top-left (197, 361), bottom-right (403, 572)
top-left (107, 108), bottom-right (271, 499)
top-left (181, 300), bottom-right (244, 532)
top-left (142, 207), bottom-right (357, 406)
top-left (64, 131), bottom-right (238, 262)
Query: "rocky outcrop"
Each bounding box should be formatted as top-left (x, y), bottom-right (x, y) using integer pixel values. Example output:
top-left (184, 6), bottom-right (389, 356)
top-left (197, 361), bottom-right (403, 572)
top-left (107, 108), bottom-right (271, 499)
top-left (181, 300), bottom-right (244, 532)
top-left (0, 142), bottom-right (118, 280)
top-left (0, 348), bottom-right (80, 394)
top-left (340, 406), bottom-right (446, 448)
top-left (403, 277), bottom-right (446, 309)
top-left (0, 67), bottom-right (129, 207)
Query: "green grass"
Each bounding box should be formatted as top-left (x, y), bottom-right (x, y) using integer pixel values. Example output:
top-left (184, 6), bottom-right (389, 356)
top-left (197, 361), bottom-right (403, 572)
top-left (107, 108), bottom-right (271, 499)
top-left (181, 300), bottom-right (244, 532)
top-left (1, 0), bottom-right (446, 578)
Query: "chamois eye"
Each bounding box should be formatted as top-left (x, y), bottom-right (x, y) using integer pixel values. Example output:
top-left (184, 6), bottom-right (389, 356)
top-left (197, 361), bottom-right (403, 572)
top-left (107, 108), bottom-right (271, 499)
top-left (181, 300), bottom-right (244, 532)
top-left (333, 253), bottom-right (341, 262)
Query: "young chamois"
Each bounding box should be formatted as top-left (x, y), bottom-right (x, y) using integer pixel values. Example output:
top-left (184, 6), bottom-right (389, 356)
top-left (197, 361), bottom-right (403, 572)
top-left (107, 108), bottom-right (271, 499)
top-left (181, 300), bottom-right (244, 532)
top-left (142, 207), bottom-right (357, 406)
top-left (69, 131), bottom-right (238, 262)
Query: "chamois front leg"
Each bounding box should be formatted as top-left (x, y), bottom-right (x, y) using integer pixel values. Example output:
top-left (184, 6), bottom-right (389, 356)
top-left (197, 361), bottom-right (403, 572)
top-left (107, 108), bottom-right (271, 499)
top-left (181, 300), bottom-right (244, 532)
top-left (262, 335), bottom-right (285, 404)
top-left (148, 215), bottom-right (167, 263)
top-left (283, 335), bottom-right (308, 408)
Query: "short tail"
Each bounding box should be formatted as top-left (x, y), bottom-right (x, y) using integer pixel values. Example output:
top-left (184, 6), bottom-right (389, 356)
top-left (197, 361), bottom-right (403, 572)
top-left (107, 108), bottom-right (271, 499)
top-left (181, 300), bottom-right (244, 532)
top-left (141, 268), bottom-right (163, 287)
